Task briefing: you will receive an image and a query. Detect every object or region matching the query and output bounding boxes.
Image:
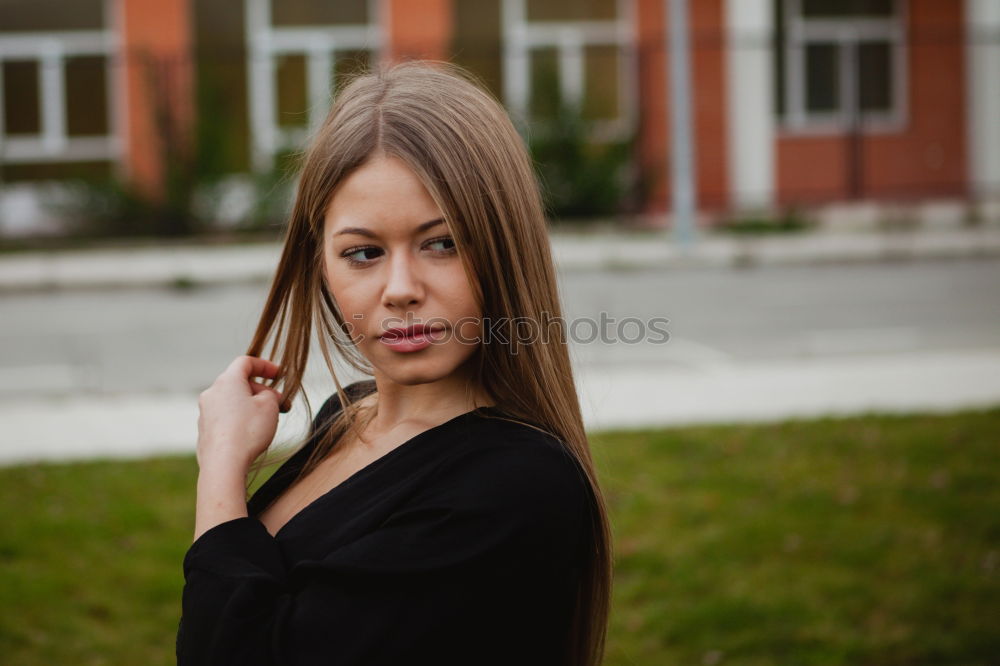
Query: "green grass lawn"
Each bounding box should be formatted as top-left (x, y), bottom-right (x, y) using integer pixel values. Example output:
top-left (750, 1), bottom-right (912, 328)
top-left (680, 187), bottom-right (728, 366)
top-left (1, 408), bottom-right (998, 665)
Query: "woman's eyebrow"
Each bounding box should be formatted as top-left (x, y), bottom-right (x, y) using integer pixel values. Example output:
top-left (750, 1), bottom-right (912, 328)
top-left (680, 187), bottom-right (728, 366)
top-left (333, 218), bottom-right (445, 238)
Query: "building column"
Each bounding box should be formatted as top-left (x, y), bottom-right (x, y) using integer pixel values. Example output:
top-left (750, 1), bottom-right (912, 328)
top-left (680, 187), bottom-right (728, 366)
top-left (724, 0), bottom-right (774, 212)
top-left (118, 0), bottom-right (194, 199)
top-left (387, 0), bottom-right (453, 62)
top-left (966, 0), bottom-right (1000, 207)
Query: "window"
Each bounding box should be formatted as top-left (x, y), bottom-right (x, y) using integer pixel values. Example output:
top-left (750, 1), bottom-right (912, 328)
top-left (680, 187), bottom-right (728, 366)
top-left (501, 0), bottom-right (636, 139)
top-left (245, 0), bottom-right (380, 170)
top-left (0, 0), bottom-right (118, 171)
top-left (0, 0), bottom-right (104, 32)
top-left (775, 0), bottom-right (905, 130)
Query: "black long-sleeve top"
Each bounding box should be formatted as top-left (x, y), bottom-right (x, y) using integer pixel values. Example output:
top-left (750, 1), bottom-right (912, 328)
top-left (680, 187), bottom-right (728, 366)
top-left (176, 381), bottom-right (592, 665)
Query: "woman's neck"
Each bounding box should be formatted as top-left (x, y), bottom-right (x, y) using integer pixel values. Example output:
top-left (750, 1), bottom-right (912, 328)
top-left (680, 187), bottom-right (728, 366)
top-left (361, 372), bottom-right (493, 436)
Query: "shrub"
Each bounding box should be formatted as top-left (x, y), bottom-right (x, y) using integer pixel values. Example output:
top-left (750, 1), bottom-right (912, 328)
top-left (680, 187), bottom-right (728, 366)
top-left (527, 102), bottom-right (637, 222)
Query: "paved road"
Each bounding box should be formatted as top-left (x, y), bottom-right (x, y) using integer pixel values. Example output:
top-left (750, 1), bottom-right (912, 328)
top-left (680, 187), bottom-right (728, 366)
top-left (562, 256), bottom-right (1000, 362)
top-left (2, 257), bottom-right (999, 463)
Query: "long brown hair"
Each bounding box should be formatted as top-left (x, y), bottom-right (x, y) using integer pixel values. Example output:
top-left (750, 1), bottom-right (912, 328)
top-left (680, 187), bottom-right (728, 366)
top-left (246, 61), bottom-right (612, 666)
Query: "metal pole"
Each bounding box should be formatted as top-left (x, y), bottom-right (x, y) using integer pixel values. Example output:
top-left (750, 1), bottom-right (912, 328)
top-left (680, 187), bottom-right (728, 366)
top-left (667, 0), bottom-right (697, 248)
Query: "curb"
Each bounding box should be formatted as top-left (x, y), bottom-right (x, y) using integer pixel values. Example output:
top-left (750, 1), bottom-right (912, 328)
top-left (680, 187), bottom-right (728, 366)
top-left (552, 227), bottom-right (1000, 272)
top-left (2, 228), bottom-right (1000, 293)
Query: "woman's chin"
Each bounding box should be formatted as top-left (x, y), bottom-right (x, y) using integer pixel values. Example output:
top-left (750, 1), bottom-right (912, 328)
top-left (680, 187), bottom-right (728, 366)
top-left (369, 358), bottom-right (461, 387)
top-left (361, 338), bottom-right (480, 388)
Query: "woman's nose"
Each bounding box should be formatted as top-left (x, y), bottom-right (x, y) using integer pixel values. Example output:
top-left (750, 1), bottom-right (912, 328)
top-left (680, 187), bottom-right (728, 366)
top-left (381, 251), bottom-right (424, 309)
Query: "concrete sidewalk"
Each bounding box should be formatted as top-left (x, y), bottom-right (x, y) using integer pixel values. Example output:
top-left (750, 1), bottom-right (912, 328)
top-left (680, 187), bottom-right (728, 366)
top-left (3, 347), bottom-right (999, 466)
top-left (2, 226), bottom-right (1000, 292)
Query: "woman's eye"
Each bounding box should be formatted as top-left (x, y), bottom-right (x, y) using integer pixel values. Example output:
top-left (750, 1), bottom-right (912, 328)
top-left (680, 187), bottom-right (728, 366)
top-left (339, 238), bottom-right (454, 266)
top-left (341, 246), bottom-right (382, 265)
top-left (425, 236), bottom-right (456, 253)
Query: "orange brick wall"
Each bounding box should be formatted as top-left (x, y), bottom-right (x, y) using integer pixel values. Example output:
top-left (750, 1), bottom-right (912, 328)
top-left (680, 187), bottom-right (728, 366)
top-left (636, 0), bottom-right (670, 214)
top-left (777, 0), bottom-right (967, 204)
top-left (389, 0), bottom-right (453, 61)
top-left (690, 0), bottom-right (728, 210)
top-left (119, 0), bottom-right (194, 200)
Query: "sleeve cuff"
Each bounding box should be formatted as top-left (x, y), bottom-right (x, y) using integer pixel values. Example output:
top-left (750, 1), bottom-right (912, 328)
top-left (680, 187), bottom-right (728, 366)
top-left (183, 517), bottom-right (286, 580)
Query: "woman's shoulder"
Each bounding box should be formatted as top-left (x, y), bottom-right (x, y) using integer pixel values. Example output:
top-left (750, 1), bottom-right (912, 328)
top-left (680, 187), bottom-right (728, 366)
top-left (470, 407), bottom-right (579, 459)
top-left (436, 409), bottom-right (592, 516)
top-left (463, 409), bottom-right (572, 459)
top-left (422, 410), bottom-right (593, 565)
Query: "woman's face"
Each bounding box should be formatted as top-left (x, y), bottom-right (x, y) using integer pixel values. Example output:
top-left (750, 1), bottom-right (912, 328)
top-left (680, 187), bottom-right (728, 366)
top-left (322, 155), bottom-right (482, 386)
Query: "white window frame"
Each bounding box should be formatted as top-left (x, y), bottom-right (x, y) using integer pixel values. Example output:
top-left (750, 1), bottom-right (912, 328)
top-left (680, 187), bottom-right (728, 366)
top-left (780, 0), bottom-right (908, 135)
top-left (501, 0), bottom-right (638, 142)
top-left (244, 0), bottom-right (385, 171)
top-left (0, 28), bottom-right (121, 164)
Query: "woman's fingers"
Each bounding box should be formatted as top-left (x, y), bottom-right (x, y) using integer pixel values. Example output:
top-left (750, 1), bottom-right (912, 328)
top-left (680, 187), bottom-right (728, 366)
top-left (249, 381), bottom-right (290, 413)
top-left (248, 380), bottom-right (278, 397)
top-left (195, 356), bottom-right (289, 471)
top-left (225, 355), bottom-right (281, 382)
top-left (210, 356), bottom-right (289, 412)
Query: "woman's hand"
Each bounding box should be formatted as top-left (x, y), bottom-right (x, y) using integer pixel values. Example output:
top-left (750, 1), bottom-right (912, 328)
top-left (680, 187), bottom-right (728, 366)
top-left (196, 355), bottom-right (286, 474)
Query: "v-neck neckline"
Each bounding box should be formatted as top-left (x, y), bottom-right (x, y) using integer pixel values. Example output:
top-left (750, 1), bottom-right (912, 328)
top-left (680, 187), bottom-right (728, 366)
top-left (260, 405), bottom-right (500, 540)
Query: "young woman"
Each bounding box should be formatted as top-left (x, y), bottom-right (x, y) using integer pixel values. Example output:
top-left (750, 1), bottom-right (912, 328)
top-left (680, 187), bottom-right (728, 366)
top-left (177, 62), bottom-right (612, 666)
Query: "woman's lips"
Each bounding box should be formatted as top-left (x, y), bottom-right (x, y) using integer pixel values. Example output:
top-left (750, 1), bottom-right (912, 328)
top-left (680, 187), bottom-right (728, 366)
top-left (378, 326), bottom-right (447, 352)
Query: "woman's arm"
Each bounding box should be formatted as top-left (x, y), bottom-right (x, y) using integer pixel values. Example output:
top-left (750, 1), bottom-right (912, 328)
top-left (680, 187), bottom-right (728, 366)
top-left (193, 355), bottom-right (285, 540)
top-left (194, 467), bottom-right (248, 540)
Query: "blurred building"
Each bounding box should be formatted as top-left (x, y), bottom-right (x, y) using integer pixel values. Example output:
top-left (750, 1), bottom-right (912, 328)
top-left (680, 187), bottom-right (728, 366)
top-left (1, 0), bottom-right (998, 234)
